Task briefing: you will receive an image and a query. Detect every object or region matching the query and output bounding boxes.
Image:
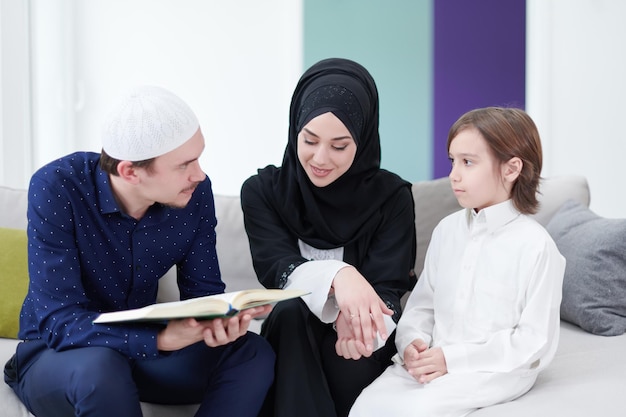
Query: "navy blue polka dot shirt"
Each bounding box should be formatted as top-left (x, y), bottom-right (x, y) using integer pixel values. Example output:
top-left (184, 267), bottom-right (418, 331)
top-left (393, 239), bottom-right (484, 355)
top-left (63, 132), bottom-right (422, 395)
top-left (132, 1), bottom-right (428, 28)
top-left (18, 152), bottom-right (224, 359)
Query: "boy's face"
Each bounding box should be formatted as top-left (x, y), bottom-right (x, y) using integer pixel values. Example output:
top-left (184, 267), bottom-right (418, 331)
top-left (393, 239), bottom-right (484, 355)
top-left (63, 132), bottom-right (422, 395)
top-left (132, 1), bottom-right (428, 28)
top-left (448, 128), bottom-right (510, 212)
top-left (136, 128), bottom-right (207, 208)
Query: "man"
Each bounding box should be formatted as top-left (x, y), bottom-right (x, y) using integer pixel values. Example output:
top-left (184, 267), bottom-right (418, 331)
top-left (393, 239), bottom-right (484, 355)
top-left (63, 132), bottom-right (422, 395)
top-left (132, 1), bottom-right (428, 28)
top-left (4, 86), bottom-right (274, 416)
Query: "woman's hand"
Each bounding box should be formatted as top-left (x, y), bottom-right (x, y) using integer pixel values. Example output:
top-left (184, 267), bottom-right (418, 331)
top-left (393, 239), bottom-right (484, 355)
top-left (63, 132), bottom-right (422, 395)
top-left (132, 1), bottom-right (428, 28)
top-left (332, 266), bottom-right (393, 355)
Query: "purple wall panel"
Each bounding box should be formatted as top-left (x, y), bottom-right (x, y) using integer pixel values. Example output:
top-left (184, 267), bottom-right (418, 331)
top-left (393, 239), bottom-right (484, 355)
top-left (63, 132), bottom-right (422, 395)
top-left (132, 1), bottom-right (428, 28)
top-left (433, 0), bottom-right (526, 178)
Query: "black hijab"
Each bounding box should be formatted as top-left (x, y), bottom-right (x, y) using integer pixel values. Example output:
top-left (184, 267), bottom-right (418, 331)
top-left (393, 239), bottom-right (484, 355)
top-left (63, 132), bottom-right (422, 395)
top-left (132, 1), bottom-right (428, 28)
top-left (256, 58), bottom-right (411, 249)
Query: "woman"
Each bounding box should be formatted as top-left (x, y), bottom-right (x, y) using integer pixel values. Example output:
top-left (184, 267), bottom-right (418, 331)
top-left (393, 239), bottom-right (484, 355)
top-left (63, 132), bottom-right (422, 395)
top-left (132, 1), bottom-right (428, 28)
top-left (241, 58), bottom-right (416, 417)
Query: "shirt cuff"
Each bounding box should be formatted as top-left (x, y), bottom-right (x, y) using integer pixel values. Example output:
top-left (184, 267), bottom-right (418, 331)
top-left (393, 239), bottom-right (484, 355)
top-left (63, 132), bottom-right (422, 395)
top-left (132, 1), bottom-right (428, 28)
top-left (285, 259), bottom-right (348, 322)
top-left (128, 327), bottom-right (160, 359)
top-left (440, 343), bottom-right (469, 373)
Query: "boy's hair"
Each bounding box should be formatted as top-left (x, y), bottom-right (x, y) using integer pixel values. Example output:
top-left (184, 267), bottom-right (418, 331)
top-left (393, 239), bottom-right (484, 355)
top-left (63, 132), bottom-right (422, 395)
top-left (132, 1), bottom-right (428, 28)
top-left (447, 107), bottom-right (543, 214)
top-left (99, 149), bottom-right (155, 176)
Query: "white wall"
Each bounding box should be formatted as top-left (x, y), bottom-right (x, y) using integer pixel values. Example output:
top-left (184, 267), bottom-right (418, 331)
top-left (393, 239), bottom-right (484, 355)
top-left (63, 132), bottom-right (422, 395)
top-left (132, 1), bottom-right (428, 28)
top-left (0, 0), bottom-right (32, 187)
top-left (527, 0), bottom-right (626, 218)
top-left (28, 0), bottom-right (302, 196)
top-left (1, 0), bottom-right (624, 218)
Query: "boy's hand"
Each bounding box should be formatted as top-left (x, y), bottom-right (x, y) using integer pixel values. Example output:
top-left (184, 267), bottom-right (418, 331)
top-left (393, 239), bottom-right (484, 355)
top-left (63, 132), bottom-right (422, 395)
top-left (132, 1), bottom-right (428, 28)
top-left (403, 339), bottom-right (448, 383)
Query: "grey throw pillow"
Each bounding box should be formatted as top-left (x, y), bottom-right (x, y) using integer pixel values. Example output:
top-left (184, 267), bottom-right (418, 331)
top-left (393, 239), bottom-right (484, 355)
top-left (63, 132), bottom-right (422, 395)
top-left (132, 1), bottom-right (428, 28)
top-left (546, 200), bottom-right (626, 336)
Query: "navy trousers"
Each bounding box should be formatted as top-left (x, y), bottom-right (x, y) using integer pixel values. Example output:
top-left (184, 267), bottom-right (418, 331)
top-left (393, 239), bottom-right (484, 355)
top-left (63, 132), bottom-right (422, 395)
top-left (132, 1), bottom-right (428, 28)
top-left (5, 332), bottom-right (274, 417)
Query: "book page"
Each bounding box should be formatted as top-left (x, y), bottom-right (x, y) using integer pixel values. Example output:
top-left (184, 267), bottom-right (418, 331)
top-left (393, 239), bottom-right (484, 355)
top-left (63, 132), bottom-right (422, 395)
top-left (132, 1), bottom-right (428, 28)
top-left (93, 288), bottom-right (309, 324)
top-left (231, 288), bottom-right (309, 310)
top-left (93, 295), bottom-right (231, 323)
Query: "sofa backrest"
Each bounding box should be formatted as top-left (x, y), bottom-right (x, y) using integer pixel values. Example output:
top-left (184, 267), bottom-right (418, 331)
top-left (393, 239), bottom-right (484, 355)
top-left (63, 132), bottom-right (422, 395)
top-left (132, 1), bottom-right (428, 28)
top-left (1, 176), bottom-right (591, 303)
top-left (206, 174), bottom-right (591, 296)
top-left (410, 175), bottom-right (590, 277)
top-left (214, 195), bottom-right (261, 291)
top-left (0, 185), bottom-right (28, 230)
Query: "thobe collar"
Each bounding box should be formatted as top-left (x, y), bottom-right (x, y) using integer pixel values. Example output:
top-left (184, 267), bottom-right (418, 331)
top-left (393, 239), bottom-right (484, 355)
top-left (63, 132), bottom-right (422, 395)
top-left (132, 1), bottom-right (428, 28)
top-left (466, 200), bottom-right (521, 235)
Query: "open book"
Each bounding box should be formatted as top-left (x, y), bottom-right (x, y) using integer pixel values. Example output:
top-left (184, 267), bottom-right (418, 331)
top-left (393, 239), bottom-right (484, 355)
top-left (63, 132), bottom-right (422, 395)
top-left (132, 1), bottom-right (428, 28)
top-left (93, 288), bottom-right (308, 324)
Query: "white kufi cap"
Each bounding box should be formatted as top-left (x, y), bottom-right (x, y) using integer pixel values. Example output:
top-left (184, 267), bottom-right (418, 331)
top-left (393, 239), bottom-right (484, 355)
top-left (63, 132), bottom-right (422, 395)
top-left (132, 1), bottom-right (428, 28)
top-left (101, 85), bottom-right (199, 161)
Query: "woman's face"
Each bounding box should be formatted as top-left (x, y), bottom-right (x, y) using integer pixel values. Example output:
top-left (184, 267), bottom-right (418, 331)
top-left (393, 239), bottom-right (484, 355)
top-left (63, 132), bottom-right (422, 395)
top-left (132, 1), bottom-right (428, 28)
top-left (297, 112), bottom-right (357, 187)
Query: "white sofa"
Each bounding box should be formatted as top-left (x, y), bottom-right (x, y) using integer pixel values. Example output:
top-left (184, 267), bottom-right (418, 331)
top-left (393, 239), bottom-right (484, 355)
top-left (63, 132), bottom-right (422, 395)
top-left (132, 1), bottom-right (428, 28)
top-left (1, 175), bottom-right (625, 417)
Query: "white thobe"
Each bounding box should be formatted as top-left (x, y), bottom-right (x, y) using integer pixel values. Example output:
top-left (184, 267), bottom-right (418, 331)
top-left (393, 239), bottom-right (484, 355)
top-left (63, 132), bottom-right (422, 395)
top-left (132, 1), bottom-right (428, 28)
top-left (350, 200), bottom-right (565, 417)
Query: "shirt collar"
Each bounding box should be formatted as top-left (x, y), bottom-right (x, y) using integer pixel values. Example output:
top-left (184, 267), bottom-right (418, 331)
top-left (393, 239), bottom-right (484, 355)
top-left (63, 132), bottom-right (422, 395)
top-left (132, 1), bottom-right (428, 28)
top-left (466, 200), bottom-right (521, 234)
top-left (95, 165), bottom-right (121, 215)
top-left (95, 164), bottom-right (171, 221)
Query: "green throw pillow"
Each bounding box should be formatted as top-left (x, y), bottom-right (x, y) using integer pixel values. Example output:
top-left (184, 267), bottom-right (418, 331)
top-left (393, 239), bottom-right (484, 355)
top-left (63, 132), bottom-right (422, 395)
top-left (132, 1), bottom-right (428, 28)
top-left (0, 227), bottom-right (29, 339)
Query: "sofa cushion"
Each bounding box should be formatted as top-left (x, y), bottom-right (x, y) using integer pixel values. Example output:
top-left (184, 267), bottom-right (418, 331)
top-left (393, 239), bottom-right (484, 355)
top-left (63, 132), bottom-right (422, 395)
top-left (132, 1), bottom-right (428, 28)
top-left (546, 200), bottom-right (626, 336)
top-left (0, 227), bottom-right (29, 339)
